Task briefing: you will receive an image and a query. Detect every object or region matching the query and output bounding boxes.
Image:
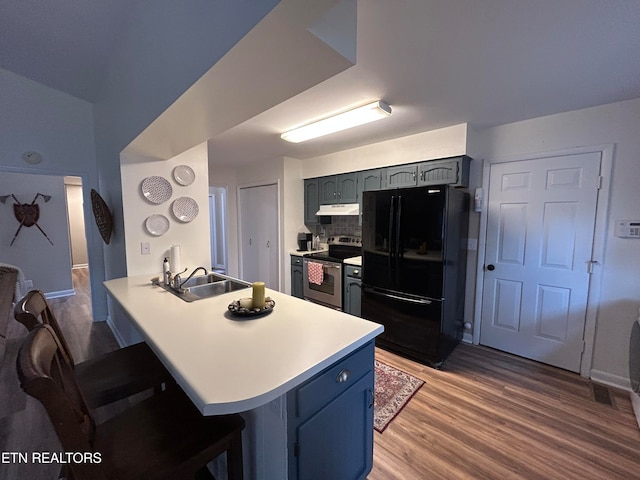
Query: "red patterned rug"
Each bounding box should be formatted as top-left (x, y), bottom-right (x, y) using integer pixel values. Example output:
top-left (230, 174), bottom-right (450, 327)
top-left (374, 360), bottom-right (425, 432)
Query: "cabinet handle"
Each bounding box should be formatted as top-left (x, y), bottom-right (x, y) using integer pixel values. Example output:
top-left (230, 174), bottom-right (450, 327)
top-left (249, 238), bottom-right (252, 246)
top-left (333, 191), bottom-right (337, 198)
top-left (336, 369), bottom-right (350, 383)
top-left (368, 388), bottom-right (374, 408)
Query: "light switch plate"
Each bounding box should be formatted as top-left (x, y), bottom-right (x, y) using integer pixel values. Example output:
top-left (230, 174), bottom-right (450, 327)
top-left (141, 242), bottom-right (151, 255)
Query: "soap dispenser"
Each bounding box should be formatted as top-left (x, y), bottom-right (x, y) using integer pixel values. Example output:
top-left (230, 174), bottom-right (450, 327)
top-left (163, 258), bottom-right (171, 285)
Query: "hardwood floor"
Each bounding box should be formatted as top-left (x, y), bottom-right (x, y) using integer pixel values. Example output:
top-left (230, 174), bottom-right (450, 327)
top-left (2, 270), bottom-right (640, 479)
top-left (369, 346), bottom-right (640, 480)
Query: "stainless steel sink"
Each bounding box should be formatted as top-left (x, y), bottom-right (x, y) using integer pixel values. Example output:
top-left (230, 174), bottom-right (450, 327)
top-left (179, 273), bottom-right (227, 288)
top-left (158, 273), bottom-right (251, 302)
top-left (185, 279), bottom-right (250, 300)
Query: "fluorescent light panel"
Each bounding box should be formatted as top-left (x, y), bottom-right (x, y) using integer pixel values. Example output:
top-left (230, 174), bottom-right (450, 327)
top-left (281, 100), bottom-right (392, 143)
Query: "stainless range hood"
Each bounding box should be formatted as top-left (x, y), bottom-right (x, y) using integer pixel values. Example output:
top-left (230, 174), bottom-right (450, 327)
top-left (316, 203), bottom-right (360, 216)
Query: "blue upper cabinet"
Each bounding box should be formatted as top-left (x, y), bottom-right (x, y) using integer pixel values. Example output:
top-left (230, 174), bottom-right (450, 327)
top-left (385, 164), bottom-right (418, 189)
top-left (418, 156), bottom-right (470, 187)
top-left (304, 178), bottom-right (320, 225)
top-left (320, 173), bottom-right (358, 204)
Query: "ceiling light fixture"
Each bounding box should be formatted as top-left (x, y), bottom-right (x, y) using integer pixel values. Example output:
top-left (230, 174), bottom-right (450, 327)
top-left (281, 100), bottom-right (392, 143)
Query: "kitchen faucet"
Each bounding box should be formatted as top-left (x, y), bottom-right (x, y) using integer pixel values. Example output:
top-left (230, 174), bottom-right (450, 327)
top-left (171, 266), bottom-right (209, 292)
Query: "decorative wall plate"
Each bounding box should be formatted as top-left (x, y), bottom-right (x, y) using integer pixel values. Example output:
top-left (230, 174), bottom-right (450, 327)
top-left (173, 165), bottom-right (196, 186)
top-left (141, 176), bottom-right (172, 204)
top-left (145, 214), bottom-right (170, 236)
top-left (171, 197), bottom-right (199, 223)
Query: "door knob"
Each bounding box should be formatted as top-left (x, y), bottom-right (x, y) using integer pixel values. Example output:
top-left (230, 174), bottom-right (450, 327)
top-left (486, 264), bottom-right (495, 271)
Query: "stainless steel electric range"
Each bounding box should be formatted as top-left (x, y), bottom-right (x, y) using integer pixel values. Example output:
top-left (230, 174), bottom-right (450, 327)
top-left (303, 235), bottom-right (361, 310)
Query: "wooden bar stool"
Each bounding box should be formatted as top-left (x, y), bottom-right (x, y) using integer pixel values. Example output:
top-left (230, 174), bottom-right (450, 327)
top-left (0, 267), bottom-right (18, 361)
top-left (17, 324), bottom-right (245, 480)
top-left (14, 289), bottom-right (173, 409)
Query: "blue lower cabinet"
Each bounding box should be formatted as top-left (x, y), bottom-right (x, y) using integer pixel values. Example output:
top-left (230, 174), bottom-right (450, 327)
top-left (291, 255), bottom-right (304, 299)
top-left (343, 265), bottom-right (363, 316)
top-left (287, 341), bottom-right (375, 480)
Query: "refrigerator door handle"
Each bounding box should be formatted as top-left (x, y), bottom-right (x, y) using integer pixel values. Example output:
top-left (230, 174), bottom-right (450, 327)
top-left (396, 195), bottom-right (402, 258)
top-left (364, 287), bottom-right (432, 305)
top-left (388, 196), bottom-right (396, 274)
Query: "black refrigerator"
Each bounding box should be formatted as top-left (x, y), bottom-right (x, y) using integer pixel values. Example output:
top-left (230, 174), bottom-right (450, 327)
top-left (361, 185), bottom-right (468, 368)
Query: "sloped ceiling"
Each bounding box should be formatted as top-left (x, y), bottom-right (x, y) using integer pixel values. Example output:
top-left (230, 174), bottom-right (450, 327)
top-left (2, 0), bottom-right (640, 166)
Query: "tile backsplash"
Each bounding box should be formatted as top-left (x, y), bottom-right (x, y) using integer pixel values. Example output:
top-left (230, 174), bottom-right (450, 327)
top-left (312, 216), bottom-right (361, 239)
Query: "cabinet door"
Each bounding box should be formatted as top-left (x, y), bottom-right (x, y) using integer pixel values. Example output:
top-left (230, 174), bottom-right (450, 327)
top-left (319, 176), bottom-right (338, 204)
top-left (418, 159), bottom-right (459, 186)
top-left (304, 179), bottom-right (319, 224)
top-left (344, 278), bottom-right (362, 317)
top-left (357, 170), bottom-right (383, 225)
top-left (291, 264), bottom-right (303, 299)
top-left (385, 165), bottom-right (417, 188)
top-left (358, 169), bottom-right (383, 194)
top-left (337, 173), bottom-right (358, 203)
top-left (292, 371), bottom-right (374, 480)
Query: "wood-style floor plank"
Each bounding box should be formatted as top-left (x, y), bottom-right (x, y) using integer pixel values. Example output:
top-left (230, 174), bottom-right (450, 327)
top-left (369, 346), bottom-right (640, 480)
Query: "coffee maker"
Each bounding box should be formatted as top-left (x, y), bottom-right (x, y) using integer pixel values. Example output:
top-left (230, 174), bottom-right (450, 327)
top-left (297, 232), bottom-right (313, 251)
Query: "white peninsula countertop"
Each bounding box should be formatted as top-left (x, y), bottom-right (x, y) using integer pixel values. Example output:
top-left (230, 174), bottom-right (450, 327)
top-left (104, 274), bottom-right (383, 416)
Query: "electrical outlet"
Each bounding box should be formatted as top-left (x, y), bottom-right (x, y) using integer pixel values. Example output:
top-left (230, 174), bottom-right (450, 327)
top-left (141, 242), bottom-right (151, 255)
top-left (24, 279), bottom-right (33, 289)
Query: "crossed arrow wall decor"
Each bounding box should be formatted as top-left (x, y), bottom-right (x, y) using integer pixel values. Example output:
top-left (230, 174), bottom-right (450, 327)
top-left (0, 193), bottom-right (54, 246)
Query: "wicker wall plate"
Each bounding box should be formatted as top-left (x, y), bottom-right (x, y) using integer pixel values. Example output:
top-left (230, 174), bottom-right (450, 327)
top-left (91, 189), bottom-right (113, 245)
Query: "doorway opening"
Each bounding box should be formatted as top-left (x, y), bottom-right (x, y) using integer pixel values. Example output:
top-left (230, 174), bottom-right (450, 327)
top-left (209, 187), bottom-right (228, 274)
top-left (0, 171), bottom-right (92, 305)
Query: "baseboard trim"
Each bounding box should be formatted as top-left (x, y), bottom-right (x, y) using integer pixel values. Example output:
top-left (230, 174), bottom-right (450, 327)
top-left (589, 369), bottom-right (630, 391)
top-left (462, 332), bottom-right (473, 344)
top-left (105, 315), bottom-right (127, 348)
top-left (45, 289), bottom-right (75, 299)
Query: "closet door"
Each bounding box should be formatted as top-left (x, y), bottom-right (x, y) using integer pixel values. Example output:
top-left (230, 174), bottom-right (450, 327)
top-left (239, 186), bottom-right (260, 283)
top-left (239, 184), bottom-right (279, 289)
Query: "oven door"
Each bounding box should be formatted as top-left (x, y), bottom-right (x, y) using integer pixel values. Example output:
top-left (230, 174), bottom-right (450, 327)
top-left (303, 258), bottom-right (342, 310)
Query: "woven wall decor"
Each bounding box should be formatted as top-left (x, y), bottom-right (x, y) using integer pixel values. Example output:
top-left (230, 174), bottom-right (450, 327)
top-left (91, 189), bottom-right (113, 245)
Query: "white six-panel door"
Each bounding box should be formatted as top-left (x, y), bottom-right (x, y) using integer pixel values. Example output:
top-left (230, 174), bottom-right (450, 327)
top-left (480, 152), bottom-right (601, 372)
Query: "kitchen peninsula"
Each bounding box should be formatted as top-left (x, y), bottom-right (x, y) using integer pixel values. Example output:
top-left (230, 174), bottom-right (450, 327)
top-left (104, 274), bottom-right (383, 480)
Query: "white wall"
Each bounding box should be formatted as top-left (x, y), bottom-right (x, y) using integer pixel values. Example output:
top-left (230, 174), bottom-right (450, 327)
top-left (0, 173), bottom-right (73, 295)
top-left (301, 123), bottom-right (468, 178)
top-left (0, 69), bottom-right (99, 304)
top-left (470, 98), bottom-right (640, 385)
top-left (209, 152), bottom-right (304, 294)
top-left (121, 143), bottom-right (211, 277)
top-left (66, 180), bottom-right (89, 267)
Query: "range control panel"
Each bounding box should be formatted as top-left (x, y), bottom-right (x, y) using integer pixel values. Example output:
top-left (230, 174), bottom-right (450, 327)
top-left (616, 220), bottom-right (640, 238)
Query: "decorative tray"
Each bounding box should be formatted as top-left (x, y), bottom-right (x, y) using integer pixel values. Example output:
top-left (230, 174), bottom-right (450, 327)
top-left (228, 297), bottom-right (275, 317)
